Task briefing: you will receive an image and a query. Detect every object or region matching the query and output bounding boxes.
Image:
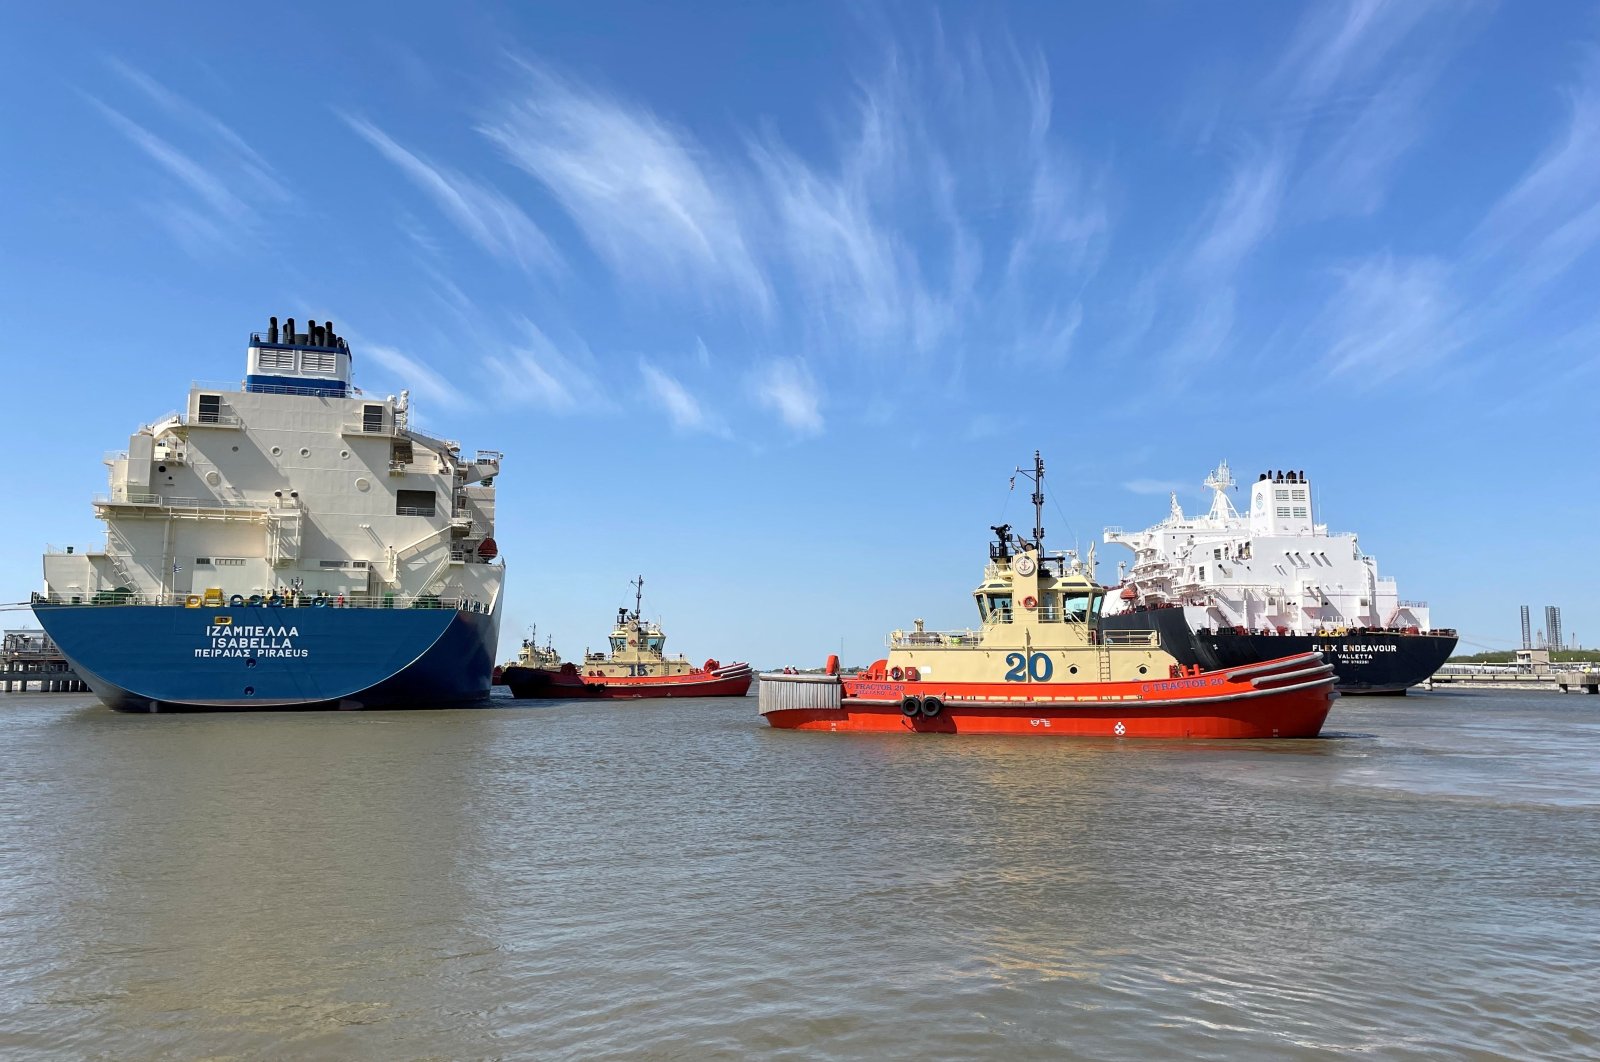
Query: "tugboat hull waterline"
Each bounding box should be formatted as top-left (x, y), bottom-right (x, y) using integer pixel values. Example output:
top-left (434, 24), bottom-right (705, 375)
top-left (504, 662), bottom-right (754, 700)
top-left (760, 453), bottom-right (1337, 739)
top-left (501, 576), bottom-right (752, 700)
top-left (759, 653), bottom-right (1336, 738)
top-left (32, 316), bottom-right (505, 712)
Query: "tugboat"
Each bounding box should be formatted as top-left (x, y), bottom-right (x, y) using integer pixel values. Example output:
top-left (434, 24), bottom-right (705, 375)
top-left (502, 577), bottom-right (752, 700)
top-left (758, 453), bottom-right (1338, 738)
top-left (32, 315), bottom-right (504, 711)
top-left (492, 630), bottom-right (569, 687)
top-left (1099, 462), bottom-right (1457, 694)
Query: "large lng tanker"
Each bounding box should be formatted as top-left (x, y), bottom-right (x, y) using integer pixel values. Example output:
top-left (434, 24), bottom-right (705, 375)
top-left (32, 316), bottom-right (504, 711)
top-left (502, 577), bottom-right (752, 699)
top-left (1099, 462), bottom-right (1456, 694)
top-left (758, 454), bottom-right (1338, 738)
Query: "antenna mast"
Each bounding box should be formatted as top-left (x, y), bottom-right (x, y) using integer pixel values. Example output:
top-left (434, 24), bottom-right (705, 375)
top-left (631, 575), bottom-right (645, 642)
top-left (1013, 450), bottom-right (1046, 550)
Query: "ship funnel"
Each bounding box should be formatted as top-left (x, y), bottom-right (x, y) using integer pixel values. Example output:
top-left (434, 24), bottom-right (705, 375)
top-left (246, 313), bottom-right (353, 397)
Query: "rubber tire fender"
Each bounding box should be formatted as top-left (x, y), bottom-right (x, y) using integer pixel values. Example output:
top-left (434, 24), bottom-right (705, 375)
top-left (920, 696), bottom-right (944, 718)
top-left (900, 694), bottom-right (922, 717)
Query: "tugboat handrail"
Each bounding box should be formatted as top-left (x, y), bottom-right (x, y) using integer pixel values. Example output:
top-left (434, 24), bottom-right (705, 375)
top-left (885, 626), bottom-right (1160, 648)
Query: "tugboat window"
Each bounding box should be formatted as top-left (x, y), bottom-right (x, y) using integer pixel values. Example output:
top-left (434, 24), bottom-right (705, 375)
top-left (395, 489), bottom-right (436, 517)
top-left (1063, 593), bottom-right (1090, 623)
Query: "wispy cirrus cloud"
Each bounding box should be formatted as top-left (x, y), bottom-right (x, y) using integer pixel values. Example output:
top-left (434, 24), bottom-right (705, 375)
top-left (1301, 44), bottom-right (1600, 389)
top-left (482, 319), bottom-right (607, 412)
top-left (1185, 145), bottom-right (1289, 279)
top-left (108, 58), bottom-right (288, 206)
top-left (640, 360), bottom-right (728, 437)
top-left (89, 62), bottom-right (290, 254)
top-left (1274, 0), bottom-right (1456, 104)
top-left (1472, 48), bottom-right (1600, 282)
top-left (343, 115), bottom-right (561, 274)
top-left (480, 66), bottom-right (770, 312)
top-left (750, 358), bottom-right (823, 436)
top-left (363, 344), bottom-right (470, 410)
top-left (1315, 254), bottom-right (1459, 382)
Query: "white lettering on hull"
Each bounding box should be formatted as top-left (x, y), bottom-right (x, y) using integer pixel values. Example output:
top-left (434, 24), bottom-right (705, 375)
top-left (197, 623), bottom-right (309, 658)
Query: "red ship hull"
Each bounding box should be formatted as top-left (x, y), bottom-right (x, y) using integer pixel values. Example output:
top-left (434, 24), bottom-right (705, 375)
top-left (506, 663), bottom-right (753, 700)
top-left (760, 653), bottom-right (1337, 739)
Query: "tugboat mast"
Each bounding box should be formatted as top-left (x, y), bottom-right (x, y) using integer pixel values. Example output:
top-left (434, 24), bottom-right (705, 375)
top-left (1014, 450), bottom-right (1046, 550)
top-left (631, 575), bottom-right (645, 645)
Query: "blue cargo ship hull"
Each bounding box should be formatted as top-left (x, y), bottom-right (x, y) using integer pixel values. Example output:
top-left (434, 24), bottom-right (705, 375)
top-left (31, 603), bottom-right (500, 711)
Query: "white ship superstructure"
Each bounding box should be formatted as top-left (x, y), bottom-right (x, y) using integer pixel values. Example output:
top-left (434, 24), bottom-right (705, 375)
top-left (1103, 462), bottom-right (1430, 634)
top-left (42, 317), bottom-right (502, 611)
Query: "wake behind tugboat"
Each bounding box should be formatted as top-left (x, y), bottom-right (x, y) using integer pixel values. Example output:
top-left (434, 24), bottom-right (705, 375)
top-left (759, 453), bottom-right (1338, 738)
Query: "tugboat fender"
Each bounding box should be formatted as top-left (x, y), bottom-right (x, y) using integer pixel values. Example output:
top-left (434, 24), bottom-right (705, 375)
top-left (920, 696), bottom-right (943, 717)
top-left (900, 694), bottom-right (922, 716)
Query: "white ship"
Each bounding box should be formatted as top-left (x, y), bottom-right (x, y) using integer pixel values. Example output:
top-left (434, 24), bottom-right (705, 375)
top-left (1098, 462), bottom-right (1456, 694)
top-left (33, 316), bottom-right (505, 711)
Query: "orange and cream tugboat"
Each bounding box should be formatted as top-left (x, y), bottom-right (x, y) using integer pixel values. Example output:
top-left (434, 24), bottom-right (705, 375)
top-left (758, 453), bottom-right (1338, 738)
top-left (503, 577), bottom-right (753, 700)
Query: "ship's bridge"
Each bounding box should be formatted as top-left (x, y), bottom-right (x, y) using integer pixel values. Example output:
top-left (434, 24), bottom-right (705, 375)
top-left (245, 316), bottom-right (353, 397)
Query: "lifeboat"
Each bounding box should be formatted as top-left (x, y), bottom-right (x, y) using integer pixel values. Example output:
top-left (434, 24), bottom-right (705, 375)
top-left (502, 578), bottom-right (752, 700)
top-left (758, 452), bottom-right (1337, 738)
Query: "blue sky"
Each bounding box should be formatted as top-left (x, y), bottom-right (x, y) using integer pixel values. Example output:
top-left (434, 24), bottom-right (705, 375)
top-left (2, 1), bottom-right (1596, 664)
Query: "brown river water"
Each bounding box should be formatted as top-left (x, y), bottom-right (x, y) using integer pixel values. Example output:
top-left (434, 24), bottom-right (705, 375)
top-left (1, 688), bottom-right (1597, 1060)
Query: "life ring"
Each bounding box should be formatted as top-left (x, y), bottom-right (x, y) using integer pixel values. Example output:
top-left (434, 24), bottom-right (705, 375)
top-left (229, 594), bottom-right (245, 607)
top-left (247, 594), bottom-right (263, 606)
top-left (890, 666), bottom-right (904, 681)
top-left (1022, 595), bottom-right (1038, 610)
top-left (312, 597), bottom-right (328, 607)
top-left (900, 694), bottom-right (922, 717)
top-left (184, 595), bottom-right (201, 608)
top-left (628, 639), bottom-right (637, 647)
top-left (267, 594), bottom-right (284, 607)
top-left (920, 696), bottom-right (944, 718)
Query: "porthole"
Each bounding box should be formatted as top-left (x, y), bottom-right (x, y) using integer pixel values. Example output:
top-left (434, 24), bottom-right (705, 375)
top-left (270, 446), bottom-right (282, 457)
top-left (340, 449), bottom-right (350, 459)
top-left (1138, 665), bottom-right (1148, 675)
top-left (300, 447), bottom-right (311, 457)
top-left (1068, 665), bottom-right (1078, 675)
top-left (231, 445), bottom-right (240, 452)
top-left (244, 686), bottom-right (255, 696)
top-left (355, 477), bottom-right (371, 492)
top-left (205, 471), bottom-right (221, 486)
top-left (157, 465), bottom-right (167, 473)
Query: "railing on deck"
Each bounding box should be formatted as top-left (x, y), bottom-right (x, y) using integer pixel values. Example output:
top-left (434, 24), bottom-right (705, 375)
top-left (1100, 629), bottom-right (1160, 647)
top-left (94, 491), bottom-right (265, 511)
top-left (887, 629), bottom-right (987, 648)
top-left (32, 590), bottom-right (493, 614)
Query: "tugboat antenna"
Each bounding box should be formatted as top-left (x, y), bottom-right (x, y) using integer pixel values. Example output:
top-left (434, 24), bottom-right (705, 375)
top-left (631, 575), bottom-right (645, 641)
top-left (1013, 450), bottom-right (1046, 550)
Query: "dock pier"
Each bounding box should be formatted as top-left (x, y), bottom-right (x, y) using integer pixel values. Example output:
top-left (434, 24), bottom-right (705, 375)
top-left (1, 630), bottom-right (87, 693)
